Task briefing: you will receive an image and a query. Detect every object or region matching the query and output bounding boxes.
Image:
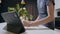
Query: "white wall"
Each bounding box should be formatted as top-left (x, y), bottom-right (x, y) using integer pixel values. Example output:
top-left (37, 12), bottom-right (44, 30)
top-left (54, 0), bottom-right (60, 17)
top-left (55, 0), bottom-right (60, 9)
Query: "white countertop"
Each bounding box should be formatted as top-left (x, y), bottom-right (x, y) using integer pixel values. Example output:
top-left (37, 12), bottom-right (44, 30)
top-left (0, 22), bottom-right (60, 34)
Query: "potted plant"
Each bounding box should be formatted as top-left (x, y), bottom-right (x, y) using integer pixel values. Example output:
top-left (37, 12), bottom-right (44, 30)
top-left (8, 3), bottom-right (33, 20)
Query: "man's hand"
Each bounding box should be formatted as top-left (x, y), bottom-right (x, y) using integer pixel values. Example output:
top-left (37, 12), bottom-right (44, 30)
top-left (23, 20), bottom-right (38, 27)
top-left (23, 20), bottom-right (31, 27)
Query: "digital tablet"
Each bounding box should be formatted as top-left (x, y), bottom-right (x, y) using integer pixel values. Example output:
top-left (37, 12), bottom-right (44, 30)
top-left (1, 11), bottom-right (25, 34)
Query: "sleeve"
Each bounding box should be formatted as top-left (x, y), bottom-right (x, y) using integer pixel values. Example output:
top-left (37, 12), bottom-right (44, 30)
top-left (45, 0), bottom-right (55, 6)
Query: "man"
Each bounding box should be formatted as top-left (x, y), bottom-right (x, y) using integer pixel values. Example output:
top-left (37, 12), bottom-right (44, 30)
top-left (23, 0), bottom-right (55, 30)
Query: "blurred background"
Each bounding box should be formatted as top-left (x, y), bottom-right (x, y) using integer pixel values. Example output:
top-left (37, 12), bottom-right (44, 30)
top-left (0, 0), bottom-right (60, 29)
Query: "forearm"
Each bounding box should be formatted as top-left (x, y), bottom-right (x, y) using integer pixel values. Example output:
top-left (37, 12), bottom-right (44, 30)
top-left (30, 16), bottom-right (54, 26)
